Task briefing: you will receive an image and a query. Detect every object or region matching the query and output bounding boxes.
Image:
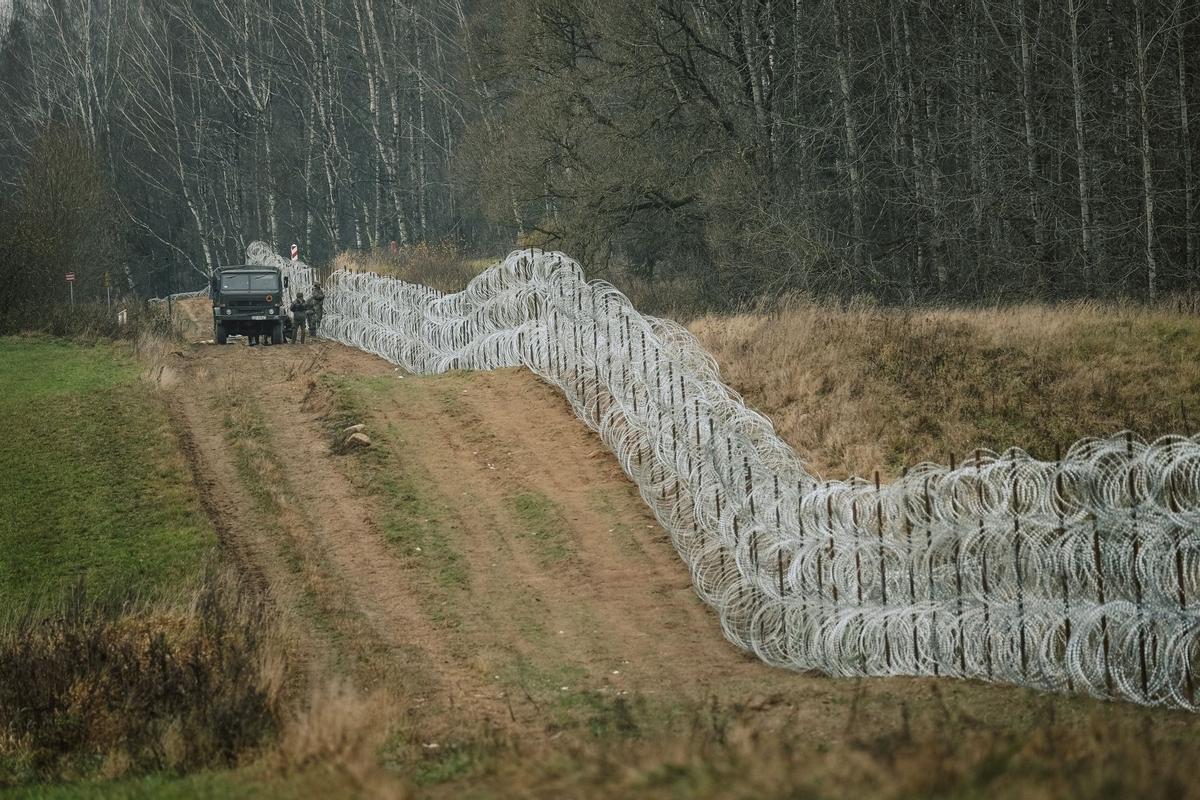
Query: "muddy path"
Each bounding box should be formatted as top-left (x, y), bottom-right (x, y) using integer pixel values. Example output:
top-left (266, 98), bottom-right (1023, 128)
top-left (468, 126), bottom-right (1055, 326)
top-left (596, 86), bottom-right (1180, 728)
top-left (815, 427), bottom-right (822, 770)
top-left (160, 337), bottom-right (1116, 772)
top-left (161, 340), bottom-right (809, 731)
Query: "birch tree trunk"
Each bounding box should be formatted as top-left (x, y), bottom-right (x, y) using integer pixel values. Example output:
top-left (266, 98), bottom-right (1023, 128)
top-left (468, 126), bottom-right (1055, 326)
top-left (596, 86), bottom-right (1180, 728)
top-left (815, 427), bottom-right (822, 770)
top-left (1134, 0), bottom-right (1157, 301)
top-left (1179, 0), bottom-right (1196, 280)
top-left (833, 0), bottom-right (865, 269)
top-left (1017, 0), bottom-right (1046, 275)
top-left (1067, 0), bottom-right (1095, 290)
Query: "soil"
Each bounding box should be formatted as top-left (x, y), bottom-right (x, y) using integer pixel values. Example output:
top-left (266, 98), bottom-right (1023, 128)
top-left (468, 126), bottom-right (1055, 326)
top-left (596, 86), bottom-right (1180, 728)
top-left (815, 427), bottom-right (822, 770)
top-left (171, 297), bottom-right (214, 342)
top-left (162, 340), bottom-right (858, 733)
top-left (159, 336), bottom-right (1184, 791)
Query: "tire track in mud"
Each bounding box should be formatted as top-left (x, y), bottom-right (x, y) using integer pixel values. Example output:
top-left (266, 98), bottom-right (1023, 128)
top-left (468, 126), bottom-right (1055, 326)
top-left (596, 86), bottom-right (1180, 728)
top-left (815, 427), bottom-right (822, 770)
top-left (166, 394), bottom-right (269, 598)
top-left (163, 342), bottom-right (520, 739)
top-left (159, 339), bottom-right (874, 753)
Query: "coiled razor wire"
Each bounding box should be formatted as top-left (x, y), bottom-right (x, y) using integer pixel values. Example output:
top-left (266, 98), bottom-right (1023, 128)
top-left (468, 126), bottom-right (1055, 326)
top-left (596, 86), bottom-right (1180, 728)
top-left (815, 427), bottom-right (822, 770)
top-left (248, 242), bottom-right (1200, 710)
top-left (149, 287), bottom-right (209, 303)
top-left (246, 242), bottom-right (317, 308)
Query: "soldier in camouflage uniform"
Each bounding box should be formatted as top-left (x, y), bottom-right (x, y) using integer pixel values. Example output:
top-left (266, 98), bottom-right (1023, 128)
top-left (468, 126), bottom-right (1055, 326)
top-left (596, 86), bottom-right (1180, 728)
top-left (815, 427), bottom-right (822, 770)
top-left (309, 283), bottom-right (325, 338)
top-left (290, 293), bottom-right (311, 344)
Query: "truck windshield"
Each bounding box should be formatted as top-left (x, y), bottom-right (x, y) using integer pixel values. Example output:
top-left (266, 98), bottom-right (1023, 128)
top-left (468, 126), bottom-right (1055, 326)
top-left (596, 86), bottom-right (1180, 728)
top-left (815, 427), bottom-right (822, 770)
top-left (221, 273), bottom-right (280, 293)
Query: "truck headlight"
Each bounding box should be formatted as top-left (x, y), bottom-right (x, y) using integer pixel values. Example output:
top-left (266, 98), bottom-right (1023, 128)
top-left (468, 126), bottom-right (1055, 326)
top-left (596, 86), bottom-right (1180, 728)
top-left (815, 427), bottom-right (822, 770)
top-left (269, 308), bottom-right (276, 316)
top-left (225, 308), bottom-right (232, 315)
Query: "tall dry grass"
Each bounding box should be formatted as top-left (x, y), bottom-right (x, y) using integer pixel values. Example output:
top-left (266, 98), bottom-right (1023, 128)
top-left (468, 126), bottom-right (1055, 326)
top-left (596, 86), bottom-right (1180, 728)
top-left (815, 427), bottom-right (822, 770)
top-left (0, 302), bottom-right (176, 342)
top-left (0, 568), bottom-right (286, 786)
top-left (332, 242), bottom-right (479, 294)
top-left (690, 297), bottom-right (1200, 480)
top-left (275, 681), bottom-right (403, 797)
top-left (416, 691), bottom-right (1195, 800)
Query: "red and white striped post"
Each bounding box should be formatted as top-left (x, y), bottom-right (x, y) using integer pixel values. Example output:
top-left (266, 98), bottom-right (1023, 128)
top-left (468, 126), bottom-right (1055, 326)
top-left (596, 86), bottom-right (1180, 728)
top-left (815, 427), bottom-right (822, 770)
top-left (290, 243), bottom-right (299, 262)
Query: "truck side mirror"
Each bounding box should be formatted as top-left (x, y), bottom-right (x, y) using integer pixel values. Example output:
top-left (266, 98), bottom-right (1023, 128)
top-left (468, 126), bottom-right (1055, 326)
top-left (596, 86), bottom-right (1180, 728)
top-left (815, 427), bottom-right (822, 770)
top-left (210, 275), bottom-right (219, 292)
top-left (283, 276), bottom-right (290, 288)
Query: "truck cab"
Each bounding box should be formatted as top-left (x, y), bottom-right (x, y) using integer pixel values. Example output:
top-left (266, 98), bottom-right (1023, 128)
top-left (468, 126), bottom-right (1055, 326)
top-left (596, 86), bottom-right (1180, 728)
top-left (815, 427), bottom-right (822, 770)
top-left (210, 265), bottom-right (288, 345)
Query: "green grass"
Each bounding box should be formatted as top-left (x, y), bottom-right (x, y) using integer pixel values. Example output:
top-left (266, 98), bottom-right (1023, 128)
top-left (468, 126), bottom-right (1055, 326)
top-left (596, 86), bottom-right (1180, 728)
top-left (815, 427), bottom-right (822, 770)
top-left (506, 491), bottom-right (575, 565)
top-left (0, 337), bottom-right (215, 611)
top-left (413, 744), bottom-right (491, 787)
top-left (588, 489), bottom-right (647, 557)
top-left (321, 375), bottom-right (469, 601)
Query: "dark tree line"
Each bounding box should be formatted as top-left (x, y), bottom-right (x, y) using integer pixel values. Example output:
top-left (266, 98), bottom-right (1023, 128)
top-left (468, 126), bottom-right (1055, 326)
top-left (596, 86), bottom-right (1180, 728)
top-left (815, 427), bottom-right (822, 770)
top-left (1, 0), bottom-right (1198, 306)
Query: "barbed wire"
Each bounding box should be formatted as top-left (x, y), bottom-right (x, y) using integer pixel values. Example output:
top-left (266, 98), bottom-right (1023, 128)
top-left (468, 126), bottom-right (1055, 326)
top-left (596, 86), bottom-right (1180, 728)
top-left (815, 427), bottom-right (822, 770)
top-left (148, 287), bottom-right (209, 303)
top-left (248, 242), bottom-right (1200, 710)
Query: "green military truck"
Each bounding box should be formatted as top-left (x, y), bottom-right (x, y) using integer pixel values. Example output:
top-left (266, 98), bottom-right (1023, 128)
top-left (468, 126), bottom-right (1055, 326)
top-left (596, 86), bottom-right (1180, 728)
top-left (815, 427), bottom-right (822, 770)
top-left (210, 265), bottom-right (289, 345)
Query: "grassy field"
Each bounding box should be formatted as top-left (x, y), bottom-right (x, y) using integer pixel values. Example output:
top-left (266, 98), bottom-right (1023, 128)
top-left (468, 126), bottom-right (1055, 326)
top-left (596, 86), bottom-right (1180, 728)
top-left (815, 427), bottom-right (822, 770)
top-left (691, 300), bottom-right (1200, 480)
top-left (0, 338), bottom-right (282, 794)
top-left (0, 337), bottom-right (215, 611)
top-left (6, 307), bottom-right (1200, 798)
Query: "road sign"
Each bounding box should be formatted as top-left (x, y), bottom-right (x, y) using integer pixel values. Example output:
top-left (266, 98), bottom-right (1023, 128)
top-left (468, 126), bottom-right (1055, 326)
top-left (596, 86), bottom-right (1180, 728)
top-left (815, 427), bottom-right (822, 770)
top-left (290, 243), bottom-right (299, 261)
top-left (65, 272), bottom-right (76, 283)
top-left (102, 271), bottom-right (109, 288)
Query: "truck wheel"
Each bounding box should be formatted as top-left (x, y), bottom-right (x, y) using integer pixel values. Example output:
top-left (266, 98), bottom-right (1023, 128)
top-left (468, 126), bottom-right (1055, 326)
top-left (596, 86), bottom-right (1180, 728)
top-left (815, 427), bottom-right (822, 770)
top-left (214, 321), bottom-right (227, 345)
top-left (271, 321), bottom-right (283, 345)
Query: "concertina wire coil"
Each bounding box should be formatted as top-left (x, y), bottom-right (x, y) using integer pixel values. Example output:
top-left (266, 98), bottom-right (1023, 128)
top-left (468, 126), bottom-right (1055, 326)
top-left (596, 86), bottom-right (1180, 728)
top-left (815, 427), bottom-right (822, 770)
top-left (248, 241), bottom-right (1200, 711)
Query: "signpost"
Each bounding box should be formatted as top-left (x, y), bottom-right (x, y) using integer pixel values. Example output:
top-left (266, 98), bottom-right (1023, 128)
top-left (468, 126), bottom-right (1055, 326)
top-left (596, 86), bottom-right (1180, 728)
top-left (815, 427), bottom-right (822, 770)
top-left (65, 272), bottom-right (76, 306)
top-left (103, 271), bottom-right (110, 307)
top-left (290, 243), bottom-right (299, 261)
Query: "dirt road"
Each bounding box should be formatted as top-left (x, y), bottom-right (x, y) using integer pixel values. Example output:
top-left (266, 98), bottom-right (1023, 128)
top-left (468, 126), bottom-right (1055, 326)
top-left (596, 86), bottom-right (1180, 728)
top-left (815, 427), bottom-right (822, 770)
top-left (165, 340), bottom-right (799, 728)
top-left (158, 337), bottom-right (1184, 796)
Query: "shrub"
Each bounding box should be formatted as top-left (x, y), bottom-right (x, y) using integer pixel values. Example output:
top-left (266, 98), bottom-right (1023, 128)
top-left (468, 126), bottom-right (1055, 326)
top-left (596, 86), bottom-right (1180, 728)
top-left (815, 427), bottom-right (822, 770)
top-left (332, 241), bottom-right (479, 293)
top-left (0, 569), bottom-right (284, 786)
top-left (0, 302), bottom-right (175, 342)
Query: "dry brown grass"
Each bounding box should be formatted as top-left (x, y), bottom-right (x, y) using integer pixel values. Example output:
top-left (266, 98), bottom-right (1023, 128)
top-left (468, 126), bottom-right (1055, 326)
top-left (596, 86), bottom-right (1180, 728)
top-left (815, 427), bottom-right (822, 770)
top-left (0, 568), bottom-right (286, 786)
top-left (690, 297), bottom-right (1200, 481)
top-left (332, 242), bottom-right (479, 294)
top-left (276, 681), bottom-right (403, 796)
top-left (412, 688), bottom-right (1196, 800)
top-left (605, 269), bottom-right (712, 320)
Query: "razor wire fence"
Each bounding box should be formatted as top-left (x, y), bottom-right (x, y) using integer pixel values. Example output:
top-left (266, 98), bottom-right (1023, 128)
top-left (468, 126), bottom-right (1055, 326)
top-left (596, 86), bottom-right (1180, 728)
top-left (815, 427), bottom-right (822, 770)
top-left (148, 287), bottom-right (209, 304)
top-left (248, 242), bottom-right (1200, 711)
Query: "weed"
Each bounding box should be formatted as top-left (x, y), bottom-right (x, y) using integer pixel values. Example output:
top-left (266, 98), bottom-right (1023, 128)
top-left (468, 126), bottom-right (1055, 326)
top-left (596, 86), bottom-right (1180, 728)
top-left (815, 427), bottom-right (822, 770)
top-left (691, 299), bottom-right (1200, 480)
top-left (0, 305), bottom-right (176, 343)
top-left (507, 492), bottom-right (575, 565)
top-left (320, 375), bottom-right (469, 602)
top-left (332, 242), bottom-right (479, 294)
top-left (0, 570), bottom-right (284, 787)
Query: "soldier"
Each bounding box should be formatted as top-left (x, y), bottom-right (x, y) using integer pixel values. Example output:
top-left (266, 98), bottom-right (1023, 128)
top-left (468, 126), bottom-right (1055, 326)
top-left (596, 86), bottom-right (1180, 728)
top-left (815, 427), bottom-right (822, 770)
top-left (290, 292), bottom-right (310, 344)
top-left (309, 282), bottom-right (325, 338)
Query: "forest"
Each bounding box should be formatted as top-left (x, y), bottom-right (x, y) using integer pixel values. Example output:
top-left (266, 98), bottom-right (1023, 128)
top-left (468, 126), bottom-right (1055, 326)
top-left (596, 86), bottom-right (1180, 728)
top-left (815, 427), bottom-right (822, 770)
top-left (0, 0), bottom-right (1198, 309)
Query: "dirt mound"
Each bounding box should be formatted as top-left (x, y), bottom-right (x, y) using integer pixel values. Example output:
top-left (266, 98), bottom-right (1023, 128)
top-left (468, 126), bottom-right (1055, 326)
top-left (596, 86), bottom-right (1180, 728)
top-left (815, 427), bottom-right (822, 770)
top-left (172, 296), bottom-right (213, 342)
